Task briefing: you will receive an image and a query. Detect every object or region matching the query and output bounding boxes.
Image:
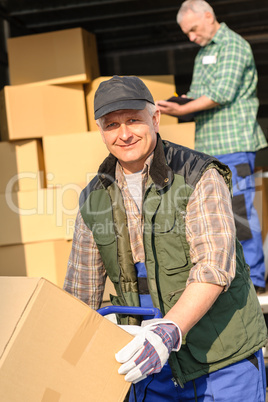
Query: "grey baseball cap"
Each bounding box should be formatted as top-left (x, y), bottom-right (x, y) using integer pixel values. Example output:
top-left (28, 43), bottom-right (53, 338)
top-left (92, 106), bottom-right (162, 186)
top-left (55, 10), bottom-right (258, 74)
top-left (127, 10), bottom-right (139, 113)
top-left (94, 75), bottom-right (155, 119)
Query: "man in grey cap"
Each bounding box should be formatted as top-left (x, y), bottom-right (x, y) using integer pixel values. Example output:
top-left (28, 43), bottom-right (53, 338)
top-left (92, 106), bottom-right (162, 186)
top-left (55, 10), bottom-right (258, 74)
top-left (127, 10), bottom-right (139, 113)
top-left (64, 75), bottom-right (266, 401)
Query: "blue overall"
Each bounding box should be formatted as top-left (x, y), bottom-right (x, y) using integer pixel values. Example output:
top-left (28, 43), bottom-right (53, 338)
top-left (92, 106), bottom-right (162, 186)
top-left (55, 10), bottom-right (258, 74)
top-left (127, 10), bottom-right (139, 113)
top-left (215, 152), bottom-right (266, 288)
top-left (129, 349), bottom-right (266, 401)
top-left (129, 262), bottom-right (266, 401)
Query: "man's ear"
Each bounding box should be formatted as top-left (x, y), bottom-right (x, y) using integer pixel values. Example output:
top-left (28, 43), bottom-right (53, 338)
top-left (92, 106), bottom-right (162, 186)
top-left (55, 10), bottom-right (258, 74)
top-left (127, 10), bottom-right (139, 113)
top-left (205, 11), bottom-right (214, 24)
top-left (153, 109), bottom-right (161, 133)
top-left (96, 122), bottom-right (106, 144)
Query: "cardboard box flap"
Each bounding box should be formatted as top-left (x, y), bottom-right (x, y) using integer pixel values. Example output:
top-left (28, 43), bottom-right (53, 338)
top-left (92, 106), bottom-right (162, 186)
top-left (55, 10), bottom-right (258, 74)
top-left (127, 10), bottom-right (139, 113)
top-left (0, 277), bottom-right (41, 358)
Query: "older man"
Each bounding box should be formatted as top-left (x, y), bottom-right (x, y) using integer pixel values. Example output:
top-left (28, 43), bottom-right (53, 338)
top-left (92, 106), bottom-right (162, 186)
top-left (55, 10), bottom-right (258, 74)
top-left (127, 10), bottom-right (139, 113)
top-left (64, 75), bottom-right (267, 401)
top-left (156, 0), bottom-right (268, 293)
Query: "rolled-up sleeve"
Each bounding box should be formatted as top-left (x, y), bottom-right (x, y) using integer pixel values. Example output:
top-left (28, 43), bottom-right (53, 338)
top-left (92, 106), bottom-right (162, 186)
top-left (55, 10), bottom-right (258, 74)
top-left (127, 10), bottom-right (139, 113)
top-left (185, 168), bottom-right (236, 291)
top-left (63, 210), bottom-right (106, 309)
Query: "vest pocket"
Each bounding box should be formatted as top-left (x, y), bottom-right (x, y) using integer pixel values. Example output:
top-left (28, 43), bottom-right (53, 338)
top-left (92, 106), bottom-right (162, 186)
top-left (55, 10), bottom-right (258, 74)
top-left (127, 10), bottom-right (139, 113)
top-left (154, 212), bottom-right (188, 271)
top-left (92, 233), bottom-right (119, 283)
top-left (157, 234), bottom-right (188, 271)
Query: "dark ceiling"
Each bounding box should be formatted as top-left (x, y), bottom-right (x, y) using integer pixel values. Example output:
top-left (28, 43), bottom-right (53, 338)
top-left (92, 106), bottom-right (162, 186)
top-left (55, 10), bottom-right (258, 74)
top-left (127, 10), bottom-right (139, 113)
top-left (0, 0), bottom-right (268, 110)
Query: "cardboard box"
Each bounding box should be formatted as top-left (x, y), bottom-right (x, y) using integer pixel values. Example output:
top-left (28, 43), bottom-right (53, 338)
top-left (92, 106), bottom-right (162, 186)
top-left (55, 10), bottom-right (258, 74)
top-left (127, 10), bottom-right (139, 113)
top-left (7, 28), bottom-right (100, 86)
top-left (0, 140), bottom-right (45, 193)
top-left (0, 240), bottom-right (72, 288)
top-left (43, 131), bottom-right (109, 188)
top-left (0, 188), bottom-right (79, 246)
top-left (140, 75), bottom-right (179, 126)
top-left (0, 84), bottom-right (88, 141)
top-left (85, 75), bottom-right (178, 131)
top-left (0, 277), bottom-right (132, 401)
top-left (0, 238), bottom-right (115, 296)
top-left (103, 276), bottom-right (116, 302)
top-left (160, 122), bottom-right (195, 149)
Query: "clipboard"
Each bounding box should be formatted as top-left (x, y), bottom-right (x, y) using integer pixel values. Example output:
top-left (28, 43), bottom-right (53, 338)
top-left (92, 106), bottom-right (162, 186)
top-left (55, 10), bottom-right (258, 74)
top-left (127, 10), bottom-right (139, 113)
top-left (166, 96), bottom-right (196, 122)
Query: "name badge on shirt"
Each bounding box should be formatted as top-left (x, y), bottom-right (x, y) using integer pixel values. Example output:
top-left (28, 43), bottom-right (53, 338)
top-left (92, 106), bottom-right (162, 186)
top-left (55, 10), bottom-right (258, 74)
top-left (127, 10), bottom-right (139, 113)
top-left (202, 55), bottom-right (217, 64)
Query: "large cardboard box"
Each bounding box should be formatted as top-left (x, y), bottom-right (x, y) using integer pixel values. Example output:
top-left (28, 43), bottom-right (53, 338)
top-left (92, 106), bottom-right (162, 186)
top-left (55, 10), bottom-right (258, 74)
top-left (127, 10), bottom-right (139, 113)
top-left (0, 140), bottom-right (44, 193)
top-left (0, 277), bottom-right (132, 401)
top-left (0, 84), bottom-right (88, 141)
top-left (0, 188), bottom-right (79, 246)
top-left (7, 28), bottom-right (100, 86)
top-left (160, 122), bottom-right (195, 149)
top-left (0, 240), bottom-right (72, 288)
top-left (43, 131), bottom-right (109, 188)
top-left (85, 75), bottom-right (178, 130)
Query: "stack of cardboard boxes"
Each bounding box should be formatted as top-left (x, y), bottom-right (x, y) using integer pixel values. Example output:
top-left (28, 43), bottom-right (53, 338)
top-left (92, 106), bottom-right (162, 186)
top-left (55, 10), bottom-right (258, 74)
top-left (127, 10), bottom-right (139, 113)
top-left (0, 27), bottom-right (196, 401)
top-left (0, 28), bottom-right (99, 289)
top-left (0, 27), bottom-right (195, 291)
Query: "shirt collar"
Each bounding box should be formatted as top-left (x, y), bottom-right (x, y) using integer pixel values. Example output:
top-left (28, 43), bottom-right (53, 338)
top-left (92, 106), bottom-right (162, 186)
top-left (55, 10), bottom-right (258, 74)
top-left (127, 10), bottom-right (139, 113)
top-left (210, 22), bottom-right (227, 45)
top-left (115, 151), bottom-right (154, 188)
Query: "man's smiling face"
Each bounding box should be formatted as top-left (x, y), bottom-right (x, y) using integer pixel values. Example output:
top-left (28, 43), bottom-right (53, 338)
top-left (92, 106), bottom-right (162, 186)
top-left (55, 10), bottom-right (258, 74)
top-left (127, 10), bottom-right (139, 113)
top-left (98, 107), bottom-right (160, 174)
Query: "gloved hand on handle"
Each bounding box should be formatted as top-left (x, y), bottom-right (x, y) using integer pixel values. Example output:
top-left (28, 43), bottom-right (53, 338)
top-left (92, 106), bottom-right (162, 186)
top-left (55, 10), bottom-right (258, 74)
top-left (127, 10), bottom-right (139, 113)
top-left (115, 319), bottom-right (182, 383)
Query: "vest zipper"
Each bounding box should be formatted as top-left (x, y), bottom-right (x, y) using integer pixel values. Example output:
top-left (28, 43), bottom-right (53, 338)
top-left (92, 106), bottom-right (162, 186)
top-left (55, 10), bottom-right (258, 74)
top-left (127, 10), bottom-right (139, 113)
top-left (172, 375), bottom-right (184, 389)
top-left (171, 377), bottom-right (179, 387)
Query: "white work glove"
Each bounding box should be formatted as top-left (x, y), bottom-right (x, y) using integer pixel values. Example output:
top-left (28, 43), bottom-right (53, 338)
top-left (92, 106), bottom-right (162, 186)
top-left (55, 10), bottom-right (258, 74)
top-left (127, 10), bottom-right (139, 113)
top-left (118, 325), bottom-right (144, 336)
top-left (115, 319), bottom-right (182, 383)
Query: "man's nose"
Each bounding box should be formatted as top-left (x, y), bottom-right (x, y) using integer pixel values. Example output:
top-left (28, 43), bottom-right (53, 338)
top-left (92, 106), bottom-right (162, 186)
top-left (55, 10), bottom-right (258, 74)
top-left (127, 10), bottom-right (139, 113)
top-left (188, 32), bottom-right (196, 42)
top-left (119, 124), bottom-right (132, 139)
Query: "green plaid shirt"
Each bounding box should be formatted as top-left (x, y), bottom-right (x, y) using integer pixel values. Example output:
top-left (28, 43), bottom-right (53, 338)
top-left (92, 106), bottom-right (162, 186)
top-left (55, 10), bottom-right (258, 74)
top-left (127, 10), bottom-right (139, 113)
top-left (187, 23), bottom-right (267, 156)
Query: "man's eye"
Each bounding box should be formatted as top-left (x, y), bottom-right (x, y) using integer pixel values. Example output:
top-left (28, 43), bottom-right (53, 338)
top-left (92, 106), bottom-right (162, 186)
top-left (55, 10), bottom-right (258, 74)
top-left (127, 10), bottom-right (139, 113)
top-left (105, 122), bottom-right (116, 129)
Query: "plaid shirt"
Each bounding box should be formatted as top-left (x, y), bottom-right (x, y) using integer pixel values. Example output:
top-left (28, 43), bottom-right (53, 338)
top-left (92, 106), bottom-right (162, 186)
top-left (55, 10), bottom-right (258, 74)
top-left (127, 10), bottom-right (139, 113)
top-left (187, 23), bottom-right (267, 156)
top-left (64, 161), bottom-right (236, 309)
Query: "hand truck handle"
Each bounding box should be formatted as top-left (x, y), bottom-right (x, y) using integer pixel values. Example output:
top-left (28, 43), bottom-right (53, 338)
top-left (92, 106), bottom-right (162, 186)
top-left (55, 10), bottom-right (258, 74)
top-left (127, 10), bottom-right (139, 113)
top-left (97, 306), bottom-right (162, 318)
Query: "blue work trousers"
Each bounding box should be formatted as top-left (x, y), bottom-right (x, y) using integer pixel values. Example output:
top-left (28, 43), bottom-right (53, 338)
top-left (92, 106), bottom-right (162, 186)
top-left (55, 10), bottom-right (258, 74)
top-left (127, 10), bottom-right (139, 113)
top-left (129, 349), bottom-right (266, 401)
top-left (215, 152), bottom-right (266, 288)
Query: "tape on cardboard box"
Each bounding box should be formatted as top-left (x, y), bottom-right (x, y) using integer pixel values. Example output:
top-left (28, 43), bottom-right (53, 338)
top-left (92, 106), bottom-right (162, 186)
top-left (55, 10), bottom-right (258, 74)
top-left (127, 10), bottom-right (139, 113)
top-left (62, 310), bottom-right (103, 366)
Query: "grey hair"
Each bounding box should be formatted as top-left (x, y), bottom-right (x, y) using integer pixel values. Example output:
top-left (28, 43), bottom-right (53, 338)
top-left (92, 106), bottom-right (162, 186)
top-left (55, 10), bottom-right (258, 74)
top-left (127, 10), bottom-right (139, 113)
top-left (96, 101), bottom-right (157, 128)
top-left (146, 102), bottom-right (157, 117)
top-left (177, 0), bottom-right (215, 25)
